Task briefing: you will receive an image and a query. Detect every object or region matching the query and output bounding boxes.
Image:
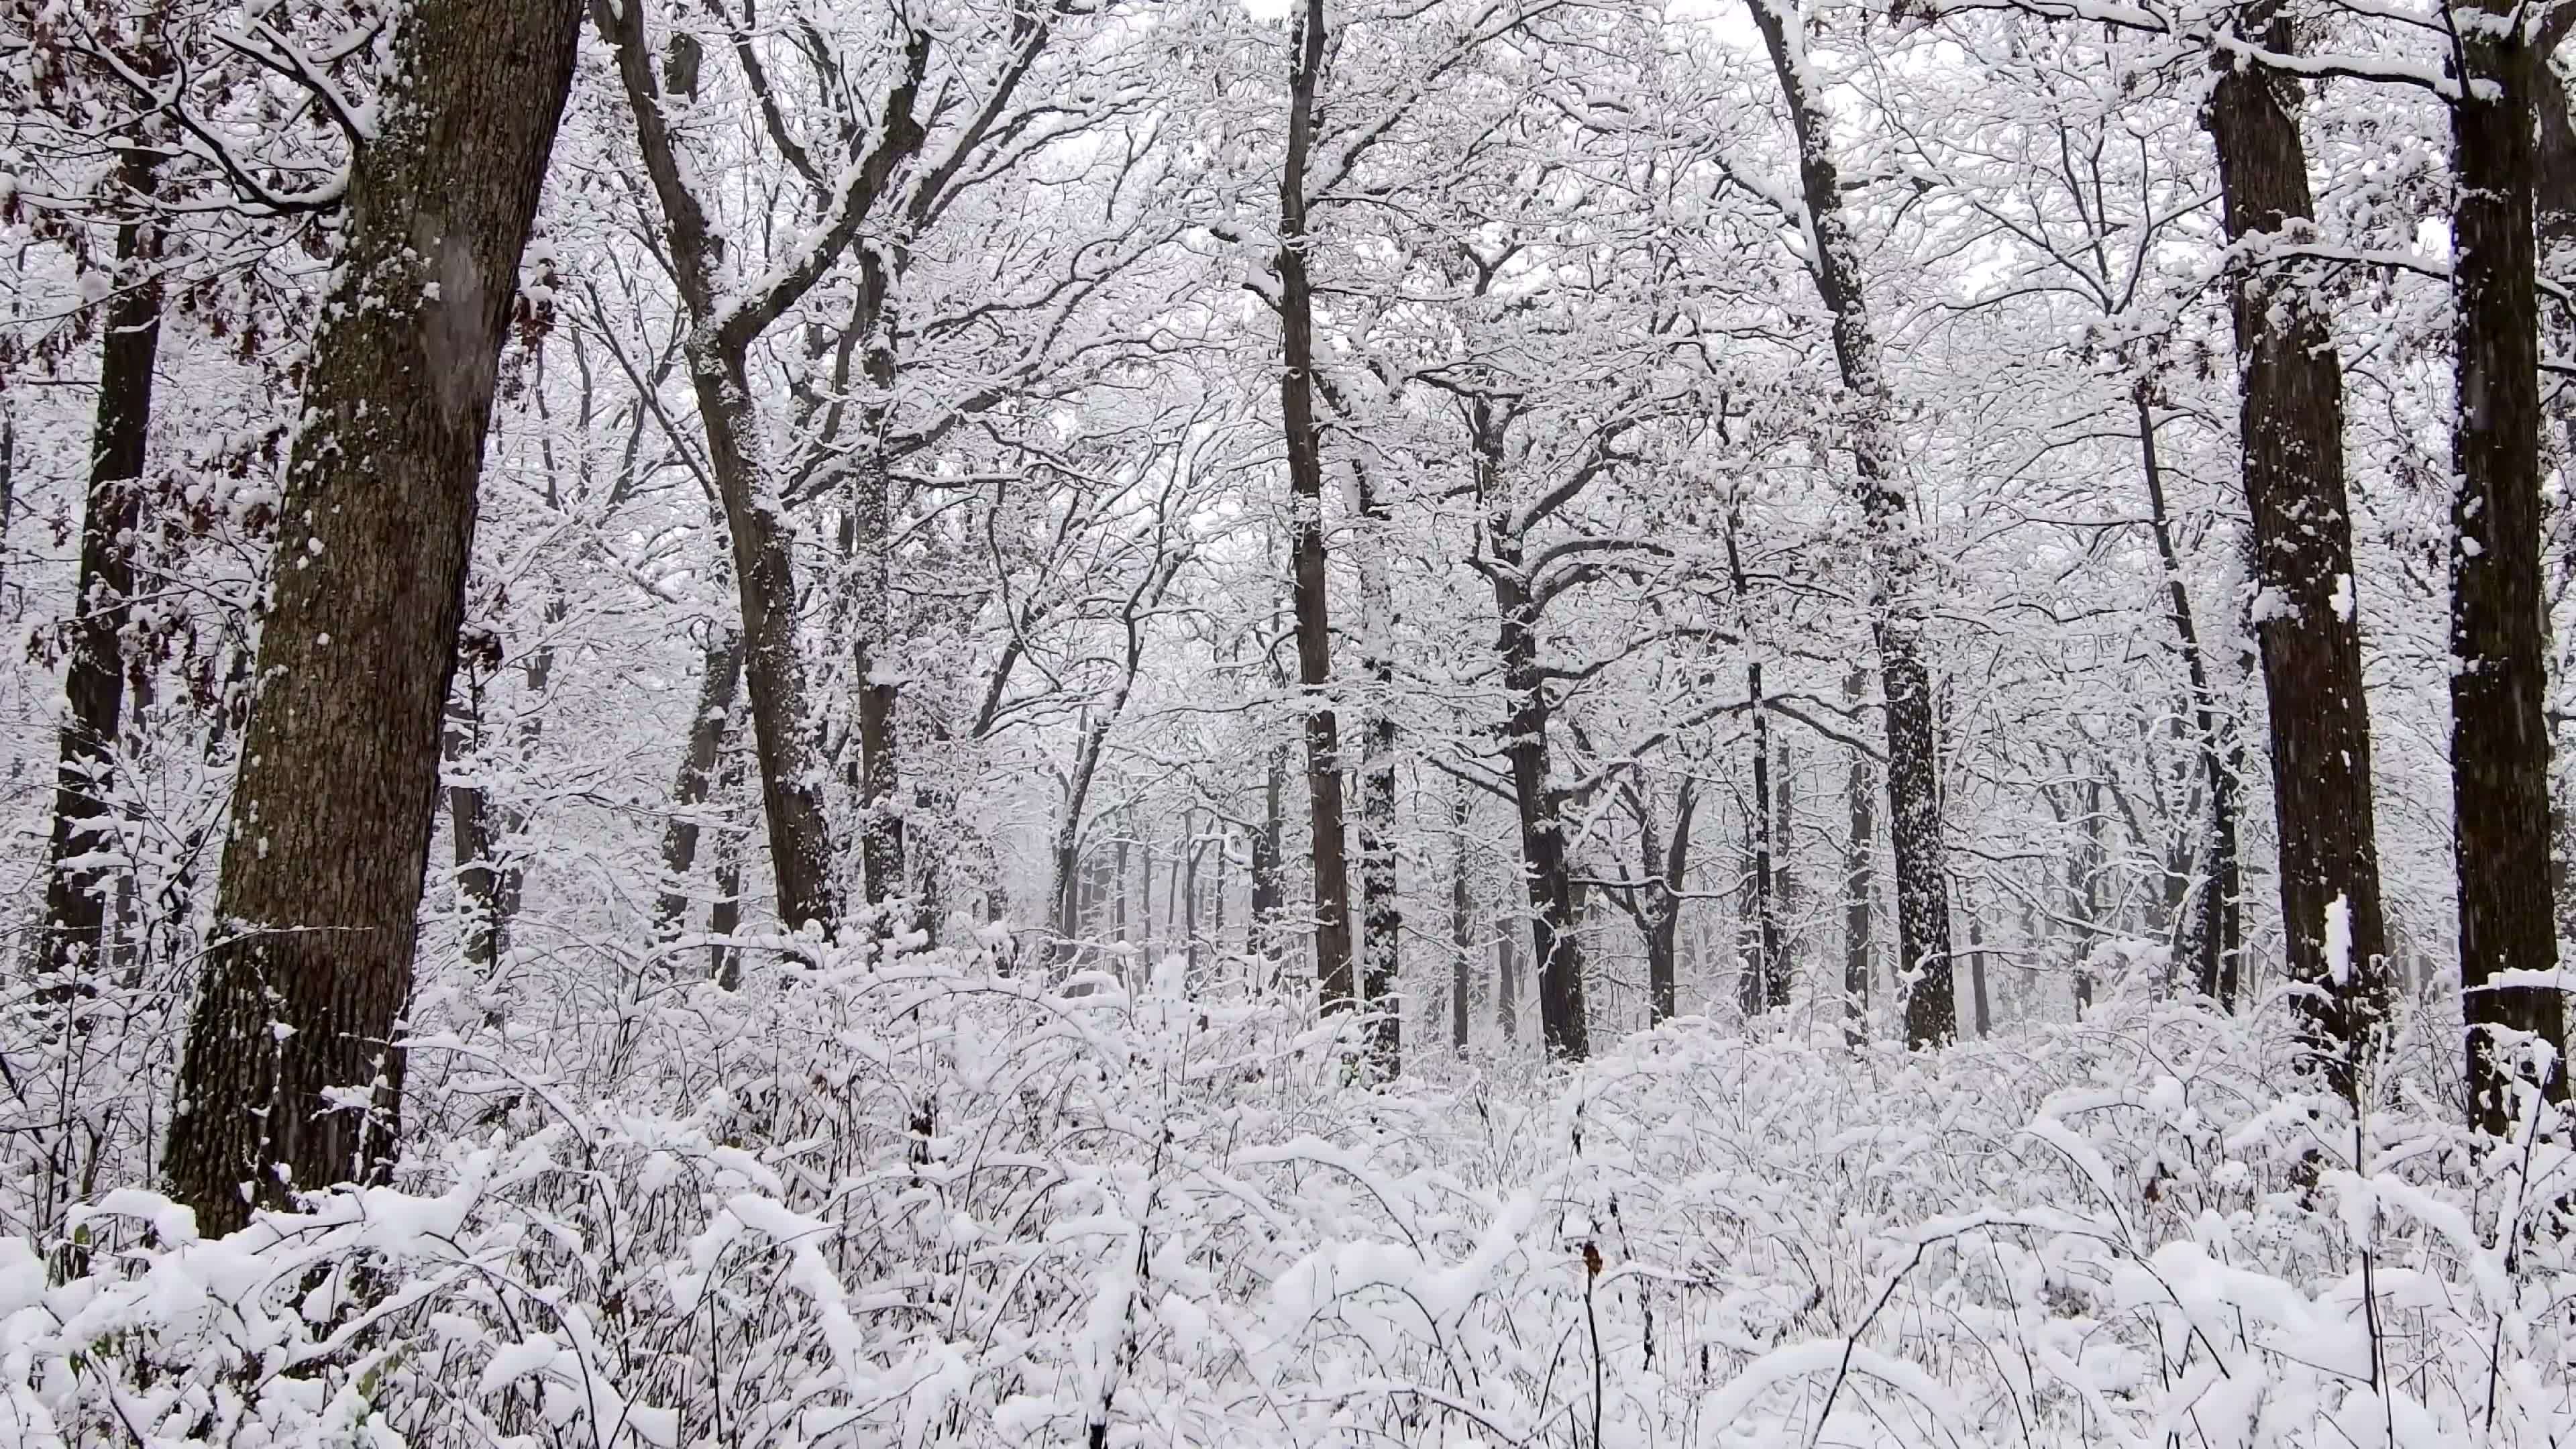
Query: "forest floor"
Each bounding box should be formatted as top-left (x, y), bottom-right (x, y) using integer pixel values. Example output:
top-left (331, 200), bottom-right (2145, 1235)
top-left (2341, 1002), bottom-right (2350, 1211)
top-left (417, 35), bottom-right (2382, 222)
top-left (1, 939), bottom-right (2563, 1447)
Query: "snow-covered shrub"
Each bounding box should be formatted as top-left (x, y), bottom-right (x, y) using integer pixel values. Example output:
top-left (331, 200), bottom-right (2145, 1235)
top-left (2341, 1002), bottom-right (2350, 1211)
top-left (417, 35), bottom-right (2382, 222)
top-left (4, 938), bottom-right (2570, 1446)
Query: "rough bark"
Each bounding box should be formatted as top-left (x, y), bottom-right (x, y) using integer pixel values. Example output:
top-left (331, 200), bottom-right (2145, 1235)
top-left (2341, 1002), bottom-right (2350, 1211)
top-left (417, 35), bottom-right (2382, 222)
top-left (1277, 0), bottom-right (1357, 1016)
top-left (2202, 14), bottom-right (2392, 1101)
top-left (42, 148), bottom-right (161, 984)
top-left (1750, 0), bottom-right (1953, 1046)
top-left (2450, 1), bottom-right (2567, 1132)
top-left (164, 0), bottom-right (582, 1235)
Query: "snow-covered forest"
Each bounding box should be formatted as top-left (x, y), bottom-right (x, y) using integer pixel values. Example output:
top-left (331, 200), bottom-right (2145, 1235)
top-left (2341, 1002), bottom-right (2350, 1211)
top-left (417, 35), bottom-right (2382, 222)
top-left (6, 0), bottom-right (2576, 1439)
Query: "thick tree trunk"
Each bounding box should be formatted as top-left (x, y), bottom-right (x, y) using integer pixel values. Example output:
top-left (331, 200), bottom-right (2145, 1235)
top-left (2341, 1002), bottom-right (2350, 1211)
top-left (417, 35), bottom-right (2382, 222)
top-left (1496, 920), bottom-right (1518, 1042)
top-left (2450, 3), bottom-right (2567, 1132)
top-left (164, 0), bottom-right (581, 1236)
top-left (2202, 16), bottom-right (2392, 1102)
top-left (1750, 0), bottom-right (1953, 1046)
top-left (1843, 668), bottom-right (1875, 1046)
top-left (42, 152), bottom-right (161, 985)
top-left (1278, 0), bottom-right (1357, 1016)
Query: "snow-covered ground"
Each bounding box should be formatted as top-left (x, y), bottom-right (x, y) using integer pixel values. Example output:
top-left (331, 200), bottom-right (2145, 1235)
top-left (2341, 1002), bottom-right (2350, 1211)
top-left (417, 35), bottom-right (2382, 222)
top-left (6, 941), bottom-right (2562, 1448)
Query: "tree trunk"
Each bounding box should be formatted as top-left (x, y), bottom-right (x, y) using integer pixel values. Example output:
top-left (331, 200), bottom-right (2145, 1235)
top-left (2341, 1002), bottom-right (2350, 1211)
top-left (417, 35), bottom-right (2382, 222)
top-left (853, 253), bottom-right (906, 920)
top-left (42, 148), bottom-right (162, 985)
top-left (1491, 525), bottom-right (1588, 1057)
top-left (2074, 775), bottom-right (2104, 1014)
top-left (2449, 1), bottom-right (2566, 1132)
top-left (710, 727), bottom-right (747, 989)
top-left (1182, 812), bottom-right (1201, 977)
top-left (654, 590), bottom-right (744, 942)
top-left (1843, 667), bottom-right (1875, 1046)
top-left (1750, 0), bottom-right (1953, 1046)
top-left (594, 0), bottom-right (929, 943)
top-left (2133, 383), bottom-right (2243, 1008)
top-left (1772, 741), bottom-right (1798, 1011)
top-left (1139, 834), bottom-right (1155, 954)
top-left (0, 413), bottom-right (15, 604)
top-left (445, 703), bottom-right (504, 975)
top-left (1278, 0), bottom-right (1357, 1017)
top-left (1499, 593), bottom-right (1586, 1058)
top-left (1968, 909), bottom-right (1990, 1038)
top-left (1649, 781), bottom-right (1696, 1024)
top-left (1744, 661), bottom-right (1783, 1018)
top-left (1343, 461), bottom-right (1402, 1074)
top-left (2202, 12), bottom-right (2392, 1101)
top-left (164, 0), bottom-right (582, 1236)
top-left (1252, 741), bottom-right (1286, 955)
top-left (1050, 667), bottom-right (1150, 945)
top-left (1212, 822), bottom-right (1230, 958)
top-left (1450, 780), bottom-right (1473, 1051)
top-left (1497, 920), bottom-right (1518, 1042)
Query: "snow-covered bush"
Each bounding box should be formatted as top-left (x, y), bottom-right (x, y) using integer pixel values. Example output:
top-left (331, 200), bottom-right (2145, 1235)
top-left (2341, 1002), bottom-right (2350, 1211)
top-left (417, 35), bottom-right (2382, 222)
top-left (4, 938), bottom-right (2569, 1446)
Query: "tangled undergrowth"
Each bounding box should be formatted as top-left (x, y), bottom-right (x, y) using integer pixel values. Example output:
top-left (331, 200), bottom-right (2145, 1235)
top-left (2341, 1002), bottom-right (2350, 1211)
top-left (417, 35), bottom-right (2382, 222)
top-left (2, 934), bottom-right (2569, 1447)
